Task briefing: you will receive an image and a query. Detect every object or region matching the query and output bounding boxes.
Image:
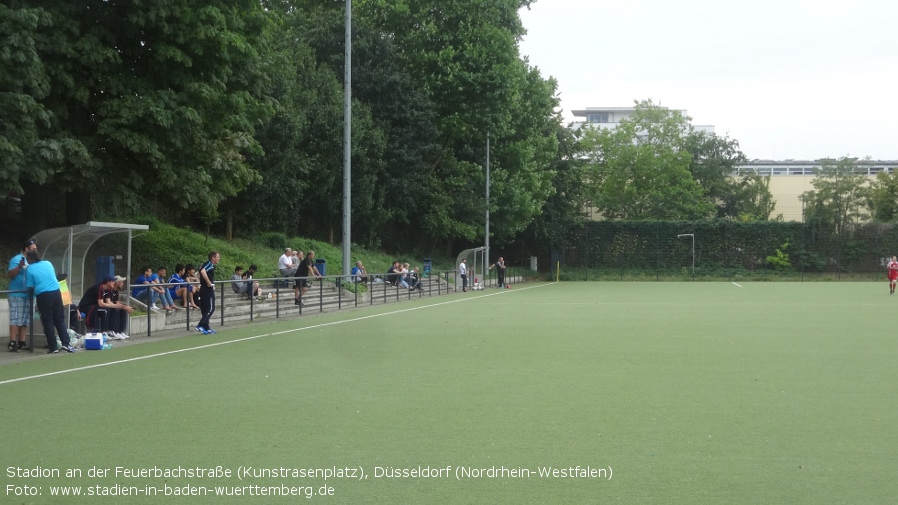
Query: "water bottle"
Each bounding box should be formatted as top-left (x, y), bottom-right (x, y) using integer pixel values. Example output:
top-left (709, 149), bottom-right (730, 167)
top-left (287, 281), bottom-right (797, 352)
top-left (102, 343), bottom-right (113, 350)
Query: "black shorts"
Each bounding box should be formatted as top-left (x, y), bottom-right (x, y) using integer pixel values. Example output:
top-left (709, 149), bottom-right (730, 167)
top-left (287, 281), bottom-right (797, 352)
top-left (294, 279), bottom-right (311, 289)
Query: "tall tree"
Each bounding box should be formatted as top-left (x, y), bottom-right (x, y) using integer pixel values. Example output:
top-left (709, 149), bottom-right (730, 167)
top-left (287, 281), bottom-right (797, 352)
top-left (580, 99), bottom-right (713, 220)
top-left (724, 173), bottom-right (779, 221)
top-left (0, 5), bottom-right (90, 195)
top-left (868, 169), bottom-right (898, 222)
top-left (684, 130), bottom-right (775, 220)
top-left (357, 0), bottom-right (557, 249)
top-left (486, 64), bottom-right (559, 245)
top-left (801, 157), bottom-right (870, 234)
top-left (229, 23), bottom-right (345, 238)
top-left (287, 2), bottom-right (440, 249)
top-left (514, 119), bottom-right (588, 257)
top-left (6, 1), bottom-right (275, 229)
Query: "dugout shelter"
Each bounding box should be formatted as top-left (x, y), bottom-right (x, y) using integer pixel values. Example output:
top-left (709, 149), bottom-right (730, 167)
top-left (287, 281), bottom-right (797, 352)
top-left (32, 221), bottom-right (149, 303)
top-left (456, 247), bottom-right (487, 287)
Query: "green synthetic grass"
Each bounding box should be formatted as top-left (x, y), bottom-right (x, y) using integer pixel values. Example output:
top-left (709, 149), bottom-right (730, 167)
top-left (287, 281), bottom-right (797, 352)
top-left (2, 283), bottom-right (897, 504)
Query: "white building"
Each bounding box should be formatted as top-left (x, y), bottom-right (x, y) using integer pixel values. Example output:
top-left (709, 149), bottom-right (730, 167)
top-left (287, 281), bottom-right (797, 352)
top-left (571, 106), bottom-right (715, 134)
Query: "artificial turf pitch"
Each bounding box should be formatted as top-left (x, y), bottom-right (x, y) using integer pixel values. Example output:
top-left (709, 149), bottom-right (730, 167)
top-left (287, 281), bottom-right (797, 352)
top-left (2, 282), bottom-right (896, 504)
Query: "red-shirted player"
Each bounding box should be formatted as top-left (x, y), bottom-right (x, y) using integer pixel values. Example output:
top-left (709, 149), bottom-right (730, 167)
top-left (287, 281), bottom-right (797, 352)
top-left (888, 256), bottom-right (898, 294)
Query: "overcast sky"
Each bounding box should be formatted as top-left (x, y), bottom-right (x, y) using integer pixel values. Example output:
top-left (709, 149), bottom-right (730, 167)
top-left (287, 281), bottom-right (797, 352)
top-left (517, 0), bottom-right (898, 161)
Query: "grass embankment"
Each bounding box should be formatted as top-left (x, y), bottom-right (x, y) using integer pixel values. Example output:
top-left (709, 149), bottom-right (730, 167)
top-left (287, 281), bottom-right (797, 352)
top-left (130, 220), bottom-right (456, 282)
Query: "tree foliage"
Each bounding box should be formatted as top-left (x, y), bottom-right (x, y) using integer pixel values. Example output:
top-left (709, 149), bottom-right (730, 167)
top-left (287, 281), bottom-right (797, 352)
top-left (247, 0), bottom-right (558, 253)
top-left (725, 173), bottom-right (779, 222)
top-left (230, 23), bottom-right (344, 237)
top-left (684, 131), bottom-right (775, 220)
top-left (581, 100), bottom-right (712, 220)
top-left (3, 1), bottom-right (274, 224)
top-left (513, 120), bottom-right (588, 256)
top-left (6, 0), bottom-right (791, 266)
top-left (868, 169), bottom-right (898, 223)
top-left (801, 157), bottom-right (870, 234)
top-left (353, 0), bottom-right (558, 250)
top-left (581, 100), bottom-right (776, 223)
top-left (0, 5), bottom-right (90, 193)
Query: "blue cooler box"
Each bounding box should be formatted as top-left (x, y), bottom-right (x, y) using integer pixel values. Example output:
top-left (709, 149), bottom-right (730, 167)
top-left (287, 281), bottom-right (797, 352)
top-left (84, 333), bottom-right (104, 350)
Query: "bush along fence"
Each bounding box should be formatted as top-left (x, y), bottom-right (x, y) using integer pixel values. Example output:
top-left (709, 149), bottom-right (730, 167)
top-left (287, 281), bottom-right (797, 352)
top-left (551, 220), bottom-right (898, 281)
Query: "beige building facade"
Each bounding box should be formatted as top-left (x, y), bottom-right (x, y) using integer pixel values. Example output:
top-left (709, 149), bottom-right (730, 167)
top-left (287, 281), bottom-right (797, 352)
top-left (738, 160), bottom-right (898, 221)
top-left (584, 160), bottom-right (898, 222)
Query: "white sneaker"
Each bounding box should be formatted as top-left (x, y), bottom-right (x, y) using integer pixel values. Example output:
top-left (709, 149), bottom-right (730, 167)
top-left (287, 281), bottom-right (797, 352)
top-left (150, 305), bottom-right (160, 311)
top-left (118, 333), bottom-right (130, 340)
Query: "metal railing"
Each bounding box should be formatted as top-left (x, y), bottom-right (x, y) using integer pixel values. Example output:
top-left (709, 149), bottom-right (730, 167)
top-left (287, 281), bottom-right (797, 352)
top-left (133, 268), bottom-right (524, 336)
top-left (3, 266), bottom-right (531, 349)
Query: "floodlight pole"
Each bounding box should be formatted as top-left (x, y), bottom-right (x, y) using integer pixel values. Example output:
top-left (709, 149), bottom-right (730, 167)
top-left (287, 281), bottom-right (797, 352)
top-left (485, 131), bottom-right (490, 288)
top-left (341, 0), bottom-right (352, 285)
top-left (678, 234), bottom-right (695, 277)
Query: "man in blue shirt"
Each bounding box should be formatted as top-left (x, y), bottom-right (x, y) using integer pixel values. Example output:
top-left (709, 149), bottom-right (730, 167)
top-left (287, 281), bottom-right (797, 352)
top-left (151, 266), bottom-right (178, 311)
top-left (24, 250), bottom-right (74, 353)
top-left (7, 239), bottom-right (37, 352)
top-left (131, 266), bottom-right (159, 311)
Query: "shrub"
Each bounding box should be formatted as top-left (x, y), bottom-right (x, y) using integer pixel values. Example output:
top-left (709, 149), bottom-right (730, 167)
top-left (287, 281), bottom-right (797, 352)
top-left (259, 232), bottom-right (288, 251)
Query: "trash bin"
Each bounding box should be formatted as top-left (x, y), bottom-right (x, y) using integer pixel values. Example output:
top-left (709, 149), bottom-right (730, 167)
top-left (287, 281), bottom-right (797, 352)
top-left (423, 258), bottom-right (432, 278)
top-left (315, 258), bottom-right (326, 277)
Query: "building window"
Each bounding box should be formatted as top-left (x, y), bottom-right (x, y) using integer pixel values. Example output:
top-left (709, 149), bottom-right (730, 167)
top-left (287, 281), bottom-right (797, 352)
top-left (587, 113), bottom-right (609, 123)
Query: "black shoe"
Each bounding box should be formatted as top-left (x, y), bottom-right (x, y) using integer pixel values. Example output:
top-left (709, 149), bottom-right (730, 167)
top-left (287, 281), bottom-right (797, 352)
top-left (294, 299), bottom-right (301, 306)
top-left (47, 349), bottom-right (59, 354)
top-left (8, 341), bottom-right (18, 352)
top-left (18, 341), bottom-right (28, 351)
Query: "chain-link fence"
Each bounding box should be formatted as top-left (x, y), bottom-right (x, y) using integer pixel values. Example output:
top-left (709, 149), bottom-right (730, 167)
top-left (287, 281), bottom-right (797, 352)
top-left (551, 221), bottom-right (898, 281)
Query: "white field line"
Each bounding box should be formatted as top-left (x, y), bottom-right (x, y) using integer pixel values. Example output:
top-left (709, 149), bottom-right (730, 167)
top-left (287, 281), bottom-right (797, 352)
top-left (732, 282), bottom-right (743, 288)
top-left (0, 282), bottom-right (555, 386)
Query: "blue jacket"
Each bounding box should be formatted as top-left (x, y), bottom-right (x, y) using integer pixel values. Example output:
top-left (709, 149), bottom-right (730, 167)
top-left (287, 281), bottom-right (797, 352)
top-left (24, 260), bottom-right (61, 296)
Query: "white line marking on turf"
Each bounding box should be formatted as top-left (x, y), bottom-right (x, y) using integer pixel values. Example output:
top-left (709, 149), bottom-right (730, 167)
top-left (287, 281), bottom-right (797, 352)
top-left (732, 282), bottom-right (743, 288)
top-left (0, 283), bottom-right (555, 386)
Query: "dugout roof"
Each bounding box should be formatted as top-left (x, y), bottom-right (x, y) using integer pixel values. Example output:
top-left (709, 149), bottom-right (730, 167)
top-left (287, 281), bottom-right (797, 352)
top-left (32, 221), bottom-right (149, 301)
